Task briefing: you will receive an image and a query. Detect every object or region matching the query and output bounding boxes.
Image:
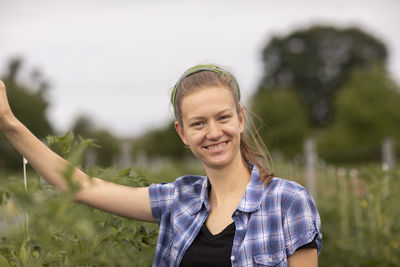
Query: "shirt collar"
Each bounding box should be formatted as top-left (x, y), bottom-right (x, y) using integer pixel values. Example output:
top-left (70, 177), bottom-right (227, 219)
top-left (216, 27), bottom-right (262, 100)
top-left (189, 177), bottom-right (211, 215)
top-left (236, 163), bottom-right (264, 213)
top-left (189, 163), bottom-right (264, 215)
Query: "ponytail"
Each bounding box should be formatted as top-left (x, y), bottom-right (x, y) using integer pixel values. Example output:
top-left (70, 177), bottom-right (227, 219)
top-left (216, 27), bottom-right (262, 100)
top-left (240, 107), bottom-right (274, 183)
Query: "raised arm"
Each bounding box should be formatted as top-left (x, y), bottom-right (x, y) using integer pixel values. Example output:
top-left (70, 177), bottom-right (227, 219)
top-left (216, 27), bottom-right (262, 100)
top-left (0, 81), bottom-right (154, 223)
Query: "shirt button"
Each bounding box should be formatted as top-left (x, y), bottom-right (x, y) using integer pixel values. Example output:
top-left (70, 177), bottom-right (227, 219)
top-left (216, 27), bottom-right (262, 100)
top-left (230, 256), bottom-right (235, 261)
top-left (234, 211), bottom-right (239, 216)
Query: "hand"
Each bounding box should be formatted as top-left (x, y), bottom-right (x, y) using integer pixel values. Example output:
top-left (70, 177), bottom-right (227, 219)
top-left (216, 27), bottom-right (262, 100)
top-left (0, 80), bottom-right (15, 131)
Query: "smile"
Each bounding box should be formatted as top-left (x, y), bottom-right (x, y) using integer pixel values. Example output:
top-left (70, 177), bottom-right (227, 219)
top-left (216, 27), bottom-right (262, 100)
top-left (204, 141), bottom-right (229, 151)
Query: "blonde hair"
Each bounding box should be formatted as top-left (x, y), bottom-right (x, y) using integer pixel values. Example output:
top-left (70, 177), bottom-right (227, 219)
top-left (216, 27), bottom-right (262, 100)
top-left (172, 65), bottom-right (274, 183)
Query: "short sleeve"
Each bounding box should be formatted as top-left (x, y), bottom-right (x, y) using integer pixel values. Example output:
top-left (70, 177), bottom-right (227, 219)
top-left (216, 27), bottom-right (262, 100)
top-left (148, 182), bottom-right (175, 224)
top-left (283, 189), bottom-right (322, 257)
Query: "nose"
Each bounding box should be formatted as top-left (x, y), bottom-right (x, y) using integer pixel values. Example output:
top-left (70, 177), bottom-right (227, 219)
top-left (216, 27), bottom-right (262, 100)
top-left (206, 121), bottom-right (223, 140)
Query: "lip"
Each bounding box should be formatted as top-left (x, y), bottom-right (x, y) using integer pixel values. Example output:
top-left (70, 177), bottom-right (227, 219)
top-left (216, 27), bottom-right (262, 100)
top-left (203, 140), bottom-right (230, 152)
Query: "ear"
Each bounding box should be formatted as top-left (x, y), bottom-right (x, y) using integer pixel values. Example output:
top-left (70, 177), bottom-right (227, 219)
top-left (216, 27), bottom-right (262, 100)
top-left (174, 121), bottom-right (188, 145)
top-left (238, 106), bottom-right (245, 133)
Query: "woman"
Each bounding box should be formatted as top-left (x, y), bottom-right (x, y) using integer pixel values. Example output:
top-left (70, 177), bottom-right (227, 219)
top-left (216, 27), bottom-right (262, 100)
top-left (0, 64), bottom-right (322, 266)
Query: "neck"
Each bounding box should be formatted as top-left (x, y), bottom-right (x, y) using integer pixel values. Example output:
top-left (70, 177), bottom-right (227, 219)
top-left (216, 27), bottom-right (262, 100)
top-left (204, 156), bottom-right (251, 206)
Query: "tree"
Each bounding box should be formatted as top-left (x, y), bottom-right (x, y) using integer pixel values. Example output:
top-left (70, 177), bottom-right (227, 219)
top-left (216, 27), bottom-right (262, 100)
top-left (250, 88), bottom-right (309, 158)
top-left (317, 66), bottom-right (400, 163)
top-left (0, 58), bottom-right (53, 169)
top-left (259, 26), bottom-right (387, 127)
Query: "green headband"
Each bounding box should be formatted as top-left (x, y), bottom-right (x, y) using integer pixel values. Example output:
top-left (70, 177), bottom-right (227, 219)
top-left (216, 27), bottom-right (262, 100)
top-left (171, 64), bottom-right (241, 118)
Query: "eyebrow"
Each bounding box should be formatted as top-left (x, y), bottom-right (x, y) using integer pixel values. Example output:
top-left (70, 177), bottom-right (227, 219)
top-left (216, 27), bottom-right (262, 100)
top-left (187, 108), bottom-right (233, 121)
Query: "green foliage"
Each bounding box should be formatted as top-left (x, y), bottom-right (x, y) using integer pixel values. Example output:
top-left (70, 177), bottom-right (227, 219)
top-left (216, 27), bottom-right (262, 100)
top-left (131, 122), bottom-right (194, 161)
top-left (250, 88), bottom-right (309, 158)
top-left (0, 132), bottom-right (157, 266)
top-left (318, 67), bottom-right (400, 163)
top-left (0, 58), bottom-right (53, 169)
top-left (316, 165), bottom-right (400, 266)
top-left (259, 25), bottom-right (387, 126)
top-left (47, 131), bottom-right (99, 162)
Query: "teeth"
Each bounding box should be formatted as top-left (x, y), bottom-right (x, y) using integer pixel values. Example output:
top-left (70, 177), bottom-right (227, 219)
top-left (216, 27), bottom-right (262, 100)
top-left (207, 142), bottom-right (227, 151)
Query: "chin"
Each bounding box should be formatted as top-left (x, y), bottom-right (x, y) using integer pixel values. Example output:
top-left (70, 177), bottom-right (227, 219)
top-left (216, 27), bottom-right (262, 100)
top-left (200, 156), bottom-right (236, 170)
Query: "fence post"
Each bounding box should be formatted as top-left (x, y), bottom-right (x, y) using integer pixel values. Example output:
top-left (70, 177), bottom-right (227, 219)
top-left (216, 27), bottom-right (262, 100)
top-left (337, 168), bottom-right (350, 237)
top-left (382, 137), bottom-right (396, 170)
top-left (119, 139), bottom-right (133, 169)
top-left (85, 148), bottom-right (97, 169)
top-left (304, 138), bottom-right (317, 199)
top-left (350, 168), bottom-right (363, 242)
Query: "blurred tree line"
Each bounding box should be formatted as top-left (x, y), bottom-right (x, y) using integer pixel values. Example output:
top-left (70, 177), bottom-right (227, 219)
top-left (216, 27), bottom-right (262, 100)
top-left (132, 25), bottom-right (400, 165)
top-left (70, 115), bottom-right (121, 167)
top-left (2, 25), bottom-right (400, 169)
top-left (254, 25), bottom-right (400, 164)
top-left (0, 58), bottom-right (121, 170)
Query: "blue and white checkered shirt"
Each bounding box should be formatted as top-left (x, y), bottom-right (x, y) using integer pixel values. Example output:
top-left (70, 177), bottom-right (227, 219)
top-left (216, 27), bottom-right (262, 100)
top-left (148, 165), bottom-right (322, 267)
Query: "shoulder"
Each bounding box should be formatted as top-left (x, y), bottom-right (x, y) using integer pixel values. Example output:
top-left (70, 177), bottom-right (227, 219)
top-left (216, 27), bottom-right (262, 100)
top-left (265, 177), bottom-right (309, 199)
top-left (155, 175), bottom-right (207, 199)
top-left (174, 175), bottom-right (207, 192)
top-left (148, 175), bottom-right (207, 223)
top-left (149, 175), bottom-right (206, 199)
top-left (263, 178), bottom-right (315, 214)
top-left (150, 174), bottom-right (206, 187)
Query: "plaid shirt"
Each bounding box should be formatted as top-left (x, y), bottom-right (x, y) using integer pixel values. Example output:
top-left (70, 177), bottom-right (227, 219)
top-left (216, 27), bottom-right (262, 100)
top-left (148, 165), bottom-right (322, 267)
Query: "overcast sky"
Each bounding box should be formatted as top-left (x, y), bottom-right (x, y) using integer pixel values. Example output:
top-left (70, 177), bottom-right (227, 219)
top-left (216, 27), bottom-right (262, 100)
top-left (1, 0), bottom-right (399, 137)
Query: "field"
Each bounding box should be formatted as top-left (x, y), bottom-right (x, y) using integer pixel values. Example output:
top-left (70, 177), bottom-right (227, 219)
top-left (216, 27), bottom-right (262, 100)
top-left (1, 135), bottom-right (399, 266)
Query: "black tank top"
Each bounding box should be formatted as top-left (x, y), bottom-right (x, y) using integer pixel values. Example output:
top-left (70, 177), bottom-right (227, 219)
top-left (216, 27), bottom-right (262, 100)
top-left (180, 221), bottom-right (235, 267)
top-left (180, 220), bottom-right (317, 267)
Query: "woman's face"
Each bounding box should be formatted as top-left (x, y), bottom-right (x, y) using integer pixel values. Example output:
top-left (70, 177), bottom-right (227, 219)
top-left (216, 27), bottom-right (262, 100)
top-left (175, 86), bottom-right (244, 170)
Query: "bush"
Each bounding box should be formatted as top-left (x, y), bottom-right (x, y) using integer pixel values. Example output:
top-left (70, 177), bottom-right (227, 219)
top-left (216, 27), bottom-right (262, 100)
top-left (0, 133), bottom-right (157, 266)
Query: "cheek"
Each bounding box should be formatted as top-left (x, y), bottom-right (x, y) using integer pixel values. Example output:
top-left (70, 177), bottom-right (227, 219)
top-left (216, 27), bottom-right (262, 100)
top-left (226, 123), bottom-right (242, 136)
top-left (186, 130), bottom-right (205, 146)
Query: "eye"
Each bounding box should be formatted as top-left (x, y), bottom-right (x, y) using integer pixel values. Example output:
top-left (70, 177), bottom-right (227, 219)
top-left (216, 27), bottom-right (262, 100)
top-left (190, 121), bottom-right (205, 127)
top-left (219, 114), bottom-right (231, 121)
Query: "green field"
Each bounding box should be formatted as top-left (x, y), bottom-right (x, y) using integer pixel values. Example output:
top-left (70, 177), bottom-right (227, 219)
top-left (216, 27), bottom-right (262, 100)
top-left (1, 157), bottom-right (400, 266)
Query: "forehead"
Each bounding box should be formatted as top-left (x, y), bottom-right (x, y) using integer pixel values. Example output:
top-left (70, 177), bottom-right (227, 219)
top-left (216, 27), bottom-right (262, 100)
top-left (180, 86), bottom-right (236, 120)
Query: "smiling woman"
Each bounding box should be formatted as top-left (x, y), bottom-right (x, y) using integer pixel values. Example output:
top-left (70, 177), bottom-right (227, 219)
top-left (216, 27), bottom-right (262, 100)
top-left (152, 64), bottom-right (322, 266)
top-left (0, 64), bottom-right (322, 267)
top-left (175, 86), bottom-right (244, 171)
